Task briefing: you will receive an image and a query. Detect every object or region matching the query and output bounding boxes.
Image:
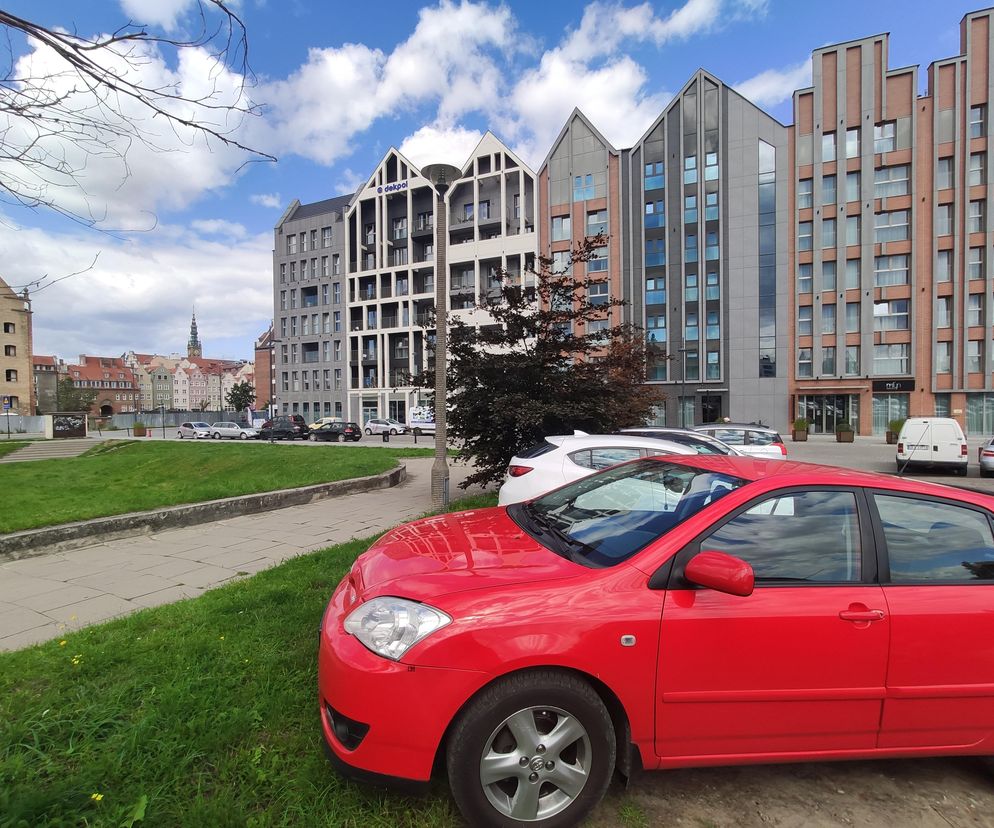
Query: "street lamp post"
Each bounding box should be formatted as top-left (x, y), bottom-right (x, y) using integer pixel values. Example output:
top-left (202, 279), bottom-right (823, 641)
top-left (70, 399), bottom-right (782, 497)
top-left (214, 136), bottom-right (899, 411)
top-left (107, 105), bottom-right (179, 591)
top-left (421, 162), bottom-right (462, 508)
top-left (679, 346), bottom-right (690, 429)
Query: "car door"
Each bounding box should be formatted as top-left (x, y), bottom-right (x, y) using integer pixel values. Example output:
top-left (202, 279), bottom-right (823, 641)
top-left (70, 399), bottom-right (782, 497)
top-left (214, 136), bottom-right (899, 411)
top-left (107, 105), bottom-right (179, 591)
top-left (869, 490), bottom-right (994, 748)
top-left (656, 487), bottom-right (889, 759)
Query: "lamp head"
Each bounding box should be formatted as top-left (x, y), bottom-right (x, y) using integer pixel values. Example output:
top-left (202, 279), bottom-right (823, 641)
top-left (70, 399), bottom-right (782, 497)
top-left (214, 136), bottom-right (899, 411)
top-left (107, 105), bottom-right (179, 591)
top-left (421, 163), bottom-right (463, 194)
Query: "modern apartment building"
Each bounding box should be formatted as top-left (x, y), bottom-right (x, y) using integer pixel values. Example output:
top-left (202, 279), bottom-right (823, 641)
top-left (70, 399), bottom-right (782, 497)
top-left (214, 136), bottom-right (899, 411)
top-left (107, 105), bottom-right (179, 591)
top-left (0, 276), bottom-right (33, 415)
top-left (273, 195), bottom-right (351, 420)
top-left (341, 134), bottom-right (536, 424)
top-left (790, 6), bottom-right (994, 435)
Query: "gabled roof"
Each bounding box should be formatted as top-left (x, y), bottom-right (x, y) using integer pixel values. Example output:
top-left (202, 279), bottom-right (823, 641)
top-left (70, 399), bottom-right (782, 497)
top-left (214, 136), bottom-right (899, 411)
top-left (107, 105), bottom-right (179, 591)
top-left (460, 131), bottom-right (537, 177)
top-left (33, 355), bottom-right (57, 366)
top-left (288, 194), bottom-right (352, 223)
top-left (538, 107), bottom-right (619, 173)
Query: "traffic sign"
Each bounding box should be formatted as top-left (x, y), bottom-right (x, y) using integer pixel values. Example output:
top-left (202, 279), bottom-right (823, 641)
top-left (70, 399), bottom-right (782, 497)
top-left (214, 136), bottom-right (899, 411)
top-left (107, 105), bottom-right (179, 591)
top-left (1, 395), bottom-right (10, 410)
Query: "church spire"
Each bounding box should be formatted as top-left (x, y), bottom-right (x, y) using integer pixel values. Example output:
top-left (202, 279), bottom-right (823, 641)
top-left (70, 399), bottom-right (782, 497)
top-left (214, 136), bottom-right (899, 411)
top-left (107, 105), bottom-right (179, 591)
top-left (188, 308), bottom-right (202, 358)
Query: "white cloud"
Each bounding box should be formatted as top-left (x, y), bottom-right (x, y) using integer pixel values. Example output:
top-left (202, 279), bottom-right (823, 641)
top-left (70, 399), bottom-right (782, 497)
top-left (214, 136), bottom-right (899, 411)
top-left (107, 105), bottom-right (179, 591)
top-left (191, 218), bottom-right (248, 238)
top-left (735, 59), bottom-right (812, 108)
top-left (118, 0), bottom-right (197, 31)
top-left (2, 220), bottom-right (272, 360)
top-left (399, 124), bottom-right (483, 170)
top-left (250, 192), bottom-right (283, 208)
top-left (334, 169), bottom-right (370, 197)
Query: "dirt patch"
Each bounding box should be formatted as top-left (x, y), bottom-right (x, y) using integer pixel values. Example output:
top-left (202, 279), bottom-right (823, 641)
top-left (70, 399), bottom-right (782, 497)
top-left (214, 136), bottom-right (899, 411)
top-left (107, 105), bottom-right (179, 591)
top-left (589, 758), bottom-right (994, 827)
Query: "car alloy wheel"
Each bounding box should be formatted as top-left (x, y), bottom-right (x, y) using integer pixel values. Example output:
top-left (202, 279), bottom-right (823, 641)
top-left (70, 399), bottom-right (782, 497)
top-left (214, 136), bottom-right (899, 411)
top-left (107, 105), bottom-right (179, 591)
top-left (308, 434), bottom-right (317, 442)
top-left (239, 432), bottom-right (249, 440)
top-left (213, 433), bottom-right (221, 439)
top-left (177, 432), bottom-right (183, 439)
top-left (447, 671), bottom-right (615, 827)
top-left (365, 427), bottom-right (373, 435)
top-left (390, 428), bottom-right (398, 435)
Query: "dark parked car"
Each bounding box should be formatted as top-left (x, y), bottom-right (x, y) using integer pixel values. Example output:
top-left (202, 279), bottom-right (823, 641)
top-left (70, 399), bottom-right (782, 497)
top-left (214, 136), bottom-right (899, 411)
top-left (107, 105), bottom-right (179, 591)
top-left (309, 422), bottom-right (362, 442)
top-left (258, 415), bottom-right (309, 441)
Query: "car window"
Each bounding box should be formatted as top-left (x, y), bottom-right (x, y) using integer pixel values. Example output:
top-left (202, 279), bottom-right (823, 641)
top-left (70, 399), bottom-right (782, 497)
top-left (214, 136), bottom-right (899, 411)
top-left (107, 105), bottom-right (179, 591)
top-left (746, 430), bottom-right (777, 446)
top-left (569, 447), bottom-right (643, 470)
top-left (874, 494), bottom-right (994, 582)
top-left (700, 490), bottom-right (862, 582)
top-left (517, 440), bottom-right (558, 459)
top-left (709, 428), bottom-right (746, 445)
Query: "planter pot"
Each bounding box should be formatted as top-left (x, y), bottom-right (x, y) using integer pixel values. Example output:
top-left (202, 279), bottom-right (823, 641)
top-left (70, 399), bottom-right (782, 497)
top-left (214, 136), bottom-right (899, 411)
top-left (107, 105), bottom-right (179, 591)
top-left (836, 431), bottom-right (855, 443)
top-left (792, 430), bottom-right (808, 442)
top-left (885, 431), bottom-right (897, 445)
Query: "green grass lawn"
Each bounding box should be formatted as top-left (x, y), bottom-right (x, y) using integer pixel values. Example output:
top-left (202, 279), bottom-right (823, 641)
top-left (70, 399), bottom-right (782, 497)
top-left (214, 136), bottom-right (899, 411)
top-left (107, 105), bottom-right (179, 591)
top-left (0, 441), bottom-right (28, 460)
top-left (0, 441), bottom-right (435, 533)
top-left (0, 493), bottom-right (498, 828)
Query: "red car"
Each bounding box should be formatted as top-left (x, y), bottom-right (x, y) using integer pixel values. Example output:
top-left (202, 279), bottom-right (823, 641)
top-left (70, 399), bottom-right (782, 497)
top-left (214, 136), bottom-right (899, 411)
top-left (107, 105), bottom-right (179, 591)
top-left (318, 455), bottom-right (994, 827)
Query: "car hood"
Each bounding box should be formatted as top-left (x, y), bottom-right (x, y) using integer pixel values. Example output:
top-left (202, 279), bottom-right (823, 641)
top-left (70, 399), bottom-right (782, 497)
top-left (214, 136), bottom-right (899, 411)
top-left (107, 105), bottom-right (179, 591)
top-left (351, 506), bottom-right (580, 601)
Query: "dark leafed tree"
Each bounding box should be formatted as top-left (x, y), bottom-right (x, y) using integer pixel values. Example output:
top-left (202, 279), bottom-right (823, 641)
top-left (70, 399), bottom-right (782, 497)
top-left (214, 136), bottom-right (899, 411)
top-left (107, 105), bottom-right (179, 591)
top-left (225, 380), bottom-right (255, 412)
top-left (0, 2), bottom-right (274, 227)
top-left (56, 376), bottom-right (97, 412)
top-left (416, 234), bottom-right (665, 490)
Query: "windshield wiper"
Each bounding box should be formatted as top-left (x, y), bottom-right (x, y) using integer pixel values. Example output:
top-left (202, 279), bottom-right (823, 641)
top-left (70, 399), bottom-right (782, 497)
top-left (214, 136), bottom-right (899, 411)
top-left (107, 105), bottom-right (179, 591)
top-left (523, 504), bottom-right (598, 564)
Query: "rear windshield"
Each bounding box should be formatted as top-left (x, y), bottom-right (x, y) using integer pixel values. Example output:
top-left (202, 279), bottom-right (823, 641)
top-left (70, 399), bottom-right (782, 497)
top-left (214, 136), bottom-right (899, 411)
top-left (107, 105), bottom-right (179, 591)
top-left (516, 440), bottom-right (559, 459)
top-left (509, 459), bottom-right (746, 568)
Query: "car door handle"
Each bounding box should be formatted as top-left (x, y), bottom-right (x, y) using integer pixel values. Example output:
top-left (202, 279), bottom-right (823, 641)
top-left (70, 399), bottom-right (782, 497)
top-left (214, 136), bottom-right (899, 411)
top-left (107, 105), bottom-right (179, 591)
top-left (838, 609), bottom-right (885, 623)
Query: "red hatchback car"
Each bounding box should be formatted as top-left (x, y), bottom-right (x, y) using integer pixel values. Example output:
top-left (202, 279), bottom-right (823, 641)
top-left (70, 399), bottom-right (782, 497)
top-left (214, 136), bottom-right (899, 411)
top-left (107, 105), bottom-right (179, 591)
top-left (318, 455), bottom-right (994, 827)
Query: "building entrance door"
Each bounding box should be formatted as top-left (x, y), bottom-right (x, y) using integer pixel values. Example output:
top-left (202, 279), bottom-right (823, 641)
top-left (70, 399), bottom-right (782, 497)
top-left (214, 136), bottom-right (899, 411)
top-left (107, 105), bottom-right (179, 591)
top-left (701, 394), bottom-right (722, 425)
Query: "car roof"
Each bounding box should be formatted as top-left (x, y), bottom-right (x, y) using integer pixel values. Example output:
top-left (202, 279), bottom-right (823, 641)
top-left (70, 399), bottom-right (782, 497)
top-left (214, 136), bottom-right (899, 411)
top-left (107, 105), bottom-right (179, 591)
top-left (529, 434), bottom-right (697, 454)
top-left (656, 454), bottom-right (994, 507)
top-left (694, 422), bottom-right (779, 433)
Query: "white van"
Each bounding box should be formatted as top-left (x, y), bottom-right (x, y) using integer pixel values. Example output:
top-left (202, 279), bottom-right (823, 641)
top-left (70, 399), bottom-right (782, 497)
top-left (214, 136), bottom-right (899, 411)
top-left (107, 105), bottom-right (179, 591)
top-left (896, 417), bottom-right (968, 476)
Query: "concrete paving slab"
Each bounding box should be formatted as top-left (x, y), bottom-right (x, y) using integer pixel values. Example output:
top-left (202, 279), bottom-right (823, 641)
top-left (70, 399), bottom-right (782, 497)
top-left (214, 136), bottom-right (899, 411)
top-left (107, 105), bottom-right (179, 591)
top-left (0, 605), bottom-right (53, 636)
top-left (1, 623), bottom-right (65, 650)
top-left (174, 564), bottom-right (239, 589)
top-left (46, 594), bottom-right (135, 627)
top-left (12, 583), bottom-right (104, 612)
top-left (128, 584), bottom-right (204, 610)
top-left (70, 571), bottom-right (179, 600)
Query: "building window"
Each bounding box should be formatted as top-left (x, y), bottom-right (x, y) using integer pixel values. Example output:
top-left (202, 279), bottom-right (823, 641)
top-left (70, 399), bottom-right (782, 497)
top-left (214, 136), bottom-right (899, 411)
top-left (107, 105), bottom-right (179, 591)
top-left (683, 155), bottom-right (697, 184)
top-left (822, 218), bottom-right (836, 248)
top-left (873, 121), bottom-right (896, 153)
top-left (798, 221), bottom-right (813, 251)
top-left (646, 277), bottom-right (665, 304)
top-left (936, 296), bottom-right (952, 328)
top-left (705, 270), bottom-right (719, 300)
top-left (4, 345), bottom-right (14, 356)
top-left (969, 199), bottom-right (986, 234)
top-left (644, 161), bottom-right (665, 190)
top-left (969, 246), bottom-right (985, 279)
top-left (822, 260), bottom-right (836, 291)
top-left (685, 272), bottom-right (699, 302)
top-left (798, 178), bottom-right (813, 209)
top-left (321, 256), bottom-right (329, 278)
top-left (551, 215), bottom-right (571, 240)
top-left (705, 192), bottom-right (718, 221)
top-left (333, 254), bottom-right (341, 275)
top-left (936, 341), bottom-right (952, 373)
top-left (573, 174), bottom-right (595, 200)
top-left (287, 235), bottom-right (297, 255)
top-left (685, 311), bottom-right (699, 341)
top-left (822, 346), bottom-right (836, 375)
top-left (279, 263), bottom-right (286, 284)
top-left (587, 209), bottom-right (607, 236)
top-left (844, 172), bottom-right (859, 204)
top-left (685, 233), bottom-right (698, 263)
top-left (937, 203), bottom-right (953, 236)
top-left (822, 174), bottom-right (836, 205)
top-left (821, 303), bottom-right (836, 334)
top-left (798, 348), bottom-right (813, 377)
top-left (684, 195), bottom-right (698, 224)
top-left (647, 315), bottom-right (666, 345)
top-left (937, 250), bottom-right (953, 282)
top-left (845, 345), bottom-right (860, 375)
top-left (798, 305), bottom-right (812, 335)
top-left (970, 104), bottom-right (987, 139)
top-left (822, 132), bottom-right (836, 162)
top-left (704, 152), bottom-right (718, 181)
top-left (874, 210), bottom-right (909, 242)
top-left (874, 165), bottom-right (909, 198)
top-left (967, 340), bottom-right (984, 374)
top-left (322, 227), bottom-right (332, 248)
top-left (4, 369), bottom-right (17, 382)
top-left (798, 263), bottom-right (813, 293)
top-left (588, 282), bottom-right (609, 306)
top-left (845, 127), bottom-right (860, 158)
top-left (392, 217), bottom-right (407, 240)
top-left (705, 350), bottom-right (720, 378)
top-left (706, 310), bottom-right (720, 340)
top-left (874, 254), bottom-right (909, 286)
top-left (969, 294), bottom-right (984, 327)
top-left (333, 311), bottom-right (341, 332)
top-left (644, 200), bottom-right (665, 228)
top-left (478, 200), bottom-right (491, 220)
top-left (937, 157), bottom-right (954, 189)
top-left (874, 343), bottom-right (910, 374)
top-left (873, 299), bottom-right (909, 331)
top-left (705, 230), bottom-right (719, 261)
top-left (333, 282), bottom-right (341, 304)
top-left (845, 216), bottom-right (860, 246)
top-left (845, 302), bottom-right (860, 333)
top-left (645, 239), bottom-right (665, 267)
top-left (969, 152), bottom-right (986, 186)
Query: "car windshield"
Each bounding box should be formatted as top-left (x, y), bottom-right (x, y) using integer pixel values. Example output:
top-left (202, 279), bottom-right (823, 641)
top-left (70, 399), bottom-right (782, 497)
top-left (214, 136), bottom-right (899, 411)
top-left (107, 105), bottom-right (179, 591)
top-left (508, 458), bottom-right (746, 568)
top-left (193, 422), bottom-right (210, 428)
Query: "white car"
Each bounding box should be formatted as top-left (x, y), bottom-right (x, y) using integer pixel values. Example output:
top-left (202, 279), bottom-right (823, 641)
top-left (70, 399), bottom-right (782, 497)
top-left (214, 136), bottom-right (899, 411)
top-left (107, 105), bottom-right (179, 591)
top-left (210, 421), bottom-right (258, 440)
top-left (692, 423), bottom-right (787, 459)
top-left (364, 418), bottom-right (408, 435)
top-left (498, 432), bottom-right (696, 505)
top-left (177, 421), bottom-right (212, 439)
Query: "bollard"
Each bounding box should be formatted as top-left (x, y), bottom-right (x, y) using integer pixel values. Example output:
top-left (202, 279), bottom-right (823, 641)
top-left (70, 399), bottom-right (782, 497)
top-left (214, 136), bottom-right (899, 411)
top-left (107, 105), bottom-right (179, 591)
top-left (382, 432), bottom-right (389, 443)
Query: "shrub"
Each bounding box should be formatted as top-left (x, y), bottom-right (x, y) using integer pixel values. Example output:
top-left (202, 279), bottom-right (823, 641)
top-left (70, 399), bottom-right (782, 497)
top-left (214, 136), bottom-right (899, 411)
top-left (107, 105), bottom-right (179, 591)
top-left (133, 422), bottom-right (147, 436)
top-left (793, 417), bottom-right (809, 431)
top-left (888, 418), bottom-right (906, 435)
top-left (835, 420), bottom-right (854, 434)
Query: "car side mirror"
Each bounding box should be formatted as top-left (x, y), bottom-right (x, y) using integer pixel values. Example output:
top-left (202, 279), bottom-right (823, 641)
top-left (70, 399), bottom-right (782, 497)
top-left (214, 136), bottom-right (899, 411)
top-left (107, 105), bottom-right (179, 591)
top-left (685, 550), bottom-right (754, 597)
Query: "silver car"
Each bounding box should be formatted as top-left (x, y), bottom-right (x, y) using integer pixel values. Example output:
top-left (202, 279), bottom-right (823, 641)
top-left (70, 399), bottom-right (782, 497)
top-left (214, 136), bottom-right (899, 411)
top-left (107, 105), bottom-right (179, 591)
top-left (692, 422), bottom-right (787, 459)
top-left (364, 418), bottom-right (408, 435)
top-left (210, 421), bottom-right (258, 440)
top-left (177, 421), bottom-right (211, 439)
top-left (979, 437), bottom-right (994, 477)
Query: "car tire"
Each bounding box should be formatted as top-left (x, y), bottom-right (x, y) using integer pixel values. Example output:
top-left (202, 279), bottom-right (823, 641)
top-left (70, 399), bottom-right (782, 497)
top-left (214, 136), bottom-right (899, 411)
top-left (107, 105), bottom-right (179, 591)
top-left (177, 432), bottom-right (183, 439)
top-left (239, 432), bottom-right (249, 440)
top-left (446, 670), bottom-right (615, 828)
top-left (955, 465), bottom-right (968, 477)
top-left (365, 427), bottom-right (373, 435)
top-left (390, 428), bottom-right (398, 435)
top-left (213, 432), bottom-right (221, 439)
top-left (308, 434), bottom-right (317, 442)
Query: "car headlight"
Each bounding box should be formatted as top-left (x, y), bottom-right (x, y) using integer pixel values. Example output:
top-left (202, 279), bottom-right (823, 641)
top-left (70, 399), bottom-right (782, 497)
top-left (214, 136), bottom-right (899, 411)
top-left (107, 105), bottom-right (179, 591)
top-left (343, 597), bottom-right (451, 661)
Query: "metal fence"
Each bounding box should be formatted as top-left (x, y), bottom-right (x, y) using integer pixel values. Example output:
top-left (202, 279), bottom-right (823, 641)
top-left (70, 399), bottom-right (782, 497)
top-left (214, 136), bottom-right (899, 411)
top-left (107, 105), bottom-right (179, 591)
top-left (0, 414), bottom-right (46, 435)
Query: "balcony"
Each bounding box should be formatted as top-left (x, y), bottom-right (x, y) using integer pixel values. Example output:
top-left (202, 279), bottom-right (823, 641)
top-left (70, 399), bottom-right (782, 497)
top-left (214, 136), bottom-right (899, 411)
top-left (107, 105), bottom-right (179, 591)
top-left (381, 316), bottom-right (398, 328)
top-left (363, 375), bottom-right (378, 388)
top-left (359, 286), bottom-right (376, 301)
top-left (411, 219), bottom-right (434, 238)
top-left (361, 351), bottom-right (378, 363)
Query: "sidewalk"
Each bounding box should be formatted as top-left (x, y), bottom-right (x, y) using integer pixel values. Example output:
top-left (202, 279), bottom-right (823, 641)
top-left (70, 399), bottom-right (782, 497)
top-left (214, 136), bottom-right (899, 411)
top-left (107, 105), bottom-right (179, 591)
top-left (0, 457), bottom-right (486, 651)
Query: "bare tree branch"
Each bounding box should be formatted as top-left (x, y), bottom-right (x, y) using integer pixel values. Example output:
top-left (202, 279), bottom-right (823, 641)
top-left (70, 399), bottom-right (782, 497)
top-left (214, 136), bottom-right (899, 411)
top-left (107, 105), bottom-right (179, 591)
top-left (0, 2), bottom-right (275, 228)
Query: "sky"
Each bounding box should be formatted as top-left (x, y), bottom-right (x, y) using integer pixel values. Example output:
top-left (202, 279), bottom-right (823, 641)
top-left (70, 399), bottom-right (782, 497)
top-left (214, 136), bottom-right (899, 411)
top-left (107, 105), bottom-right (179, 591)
top-left (0, 0), bottom-right (983, 363)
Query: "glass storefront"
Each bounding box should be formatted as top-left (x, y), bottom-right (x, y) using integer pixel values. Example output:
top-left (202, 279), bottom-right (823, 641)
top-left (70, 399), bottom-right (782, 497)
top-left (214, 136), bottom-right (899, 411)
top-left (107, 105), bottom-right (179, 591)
top-left (966, 393), bottom-right (994, 435)
top-left (871, 393), bottom-right (909, 435)
top-left (795, 394), bottom-right (860, 434)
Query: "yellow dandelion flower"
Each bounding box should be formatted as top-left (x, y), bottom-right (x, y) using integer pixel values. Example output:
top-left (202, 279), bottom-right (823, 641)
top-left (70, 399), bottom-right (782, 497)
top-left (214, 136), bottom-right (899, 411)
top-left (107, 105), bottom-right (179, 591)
top-left (59, 640), bottom-right (67, 647)
top-left (90, 792), bottom-right (103, 801)
top-left (219, 635), bottom-right (225, 640)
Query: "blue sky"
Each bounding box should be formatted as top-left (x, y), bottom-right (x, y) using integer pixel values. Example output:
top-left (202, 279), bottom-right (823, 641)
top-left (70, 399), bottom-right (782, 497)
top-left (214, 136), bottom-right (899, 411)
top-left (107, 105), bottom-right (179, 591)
top-left (0, 0), bottom-right (981, 363)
